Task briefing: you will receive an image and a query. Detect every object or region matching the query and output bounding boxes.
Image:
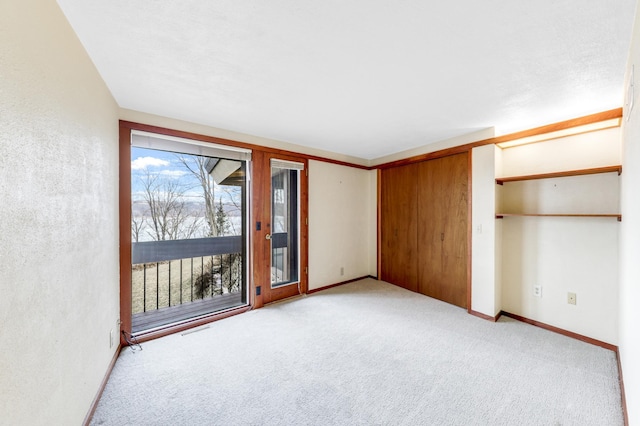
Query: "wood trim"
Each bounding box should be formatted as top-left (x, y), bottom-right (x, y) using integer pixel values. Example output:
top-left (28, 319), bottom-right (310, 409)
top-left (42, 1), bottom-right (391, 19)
top-left (123, 110), bottom-right (622, 174)
top-left (496, 165), bottom-right (622, 184)
top-left (375, 109), bottom-right (622, 170)
top-left (82, 345), bottom-right (122, 426)
top-left (307, 276), bottom-right (373, 294)
top-left (616, 350), bottom-right (629, 426)
top-left (120, 120), bottom-right (310, 320)
top-left (132, 305), bottom-right (252, 343)
top-left (496, 213), bottom-right (622, 220)
top-left (489, 108), bottom-right (622, 145)
top-left (377, 143), bottom-right (485, 170)
top-left (467, 149), bottom-right (473, 312)
top-left (118, 124), bottom-right (132, 342)
top-left (120, 121), bottom-right (256, 340)
top-left (300, 160), bottom-right (309, 295)
top-left (122, 110), bottom-right (622, 174)
top-left (120, 120), bottom-right (370, 170)
top-left (257, 152), bottom-right (309, 305)
top-left (500, 311), bottom-right (618, 352)
top-left (262, 293), bottom-right (305, 306)
top-left (376, 168), bottom-right (382, 280)
top-left (468, 310), bottom-right (501, 322)
top-left (250, 151), bottom-right (267, 309)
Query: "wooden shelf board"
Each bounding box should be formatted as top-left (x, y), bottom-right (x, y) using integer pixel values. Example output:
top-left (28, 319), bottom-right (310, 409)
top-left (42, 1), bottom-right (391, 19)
top-left (495, 213), bottom-right (622, 221)
top-left (495, 165), bottom-right (622, 185)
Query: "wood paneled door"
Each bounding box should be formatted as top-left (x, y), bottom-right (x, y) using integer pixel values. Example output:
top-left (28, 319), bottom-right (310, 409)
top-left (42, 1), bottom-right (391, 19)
top-left (380, 163), bottom-right (419, 291)
top-left (417, 153), bottom-right (468, 308)
top-left (380, 152), bottom-right (469, 308)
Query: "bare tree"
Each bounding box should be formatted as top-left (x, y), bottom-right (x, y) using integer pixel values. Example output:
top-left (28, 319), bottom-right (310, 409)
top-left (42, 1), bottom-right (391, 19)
top-left (175, 155), bottom-right (243, 297)
top-left (221, 186), bottom-right (242, 235)
top-left (176, 155), bottom-right (217, 236)
top-left (139, 170), bottom-right (201, 241)
top-left (216, 197), bottom-right (242, 293)
top-left (131, 214), bottom-right (145, 243)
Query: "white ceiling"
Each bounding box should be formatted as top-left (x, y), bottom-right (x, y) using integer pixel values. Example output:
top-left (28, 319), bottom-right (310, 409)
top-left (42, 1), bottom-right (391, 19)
top-left (57, 0), bottom-right (636, 160)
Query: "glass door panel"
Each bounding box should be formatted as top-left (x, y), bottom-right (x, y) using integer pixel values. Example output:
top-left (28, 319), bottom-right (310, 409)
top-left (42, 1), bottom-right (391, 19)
top-left (129, 136), bottom-right (249, 334)
top-left (270, 160), bottom-right (303, 288)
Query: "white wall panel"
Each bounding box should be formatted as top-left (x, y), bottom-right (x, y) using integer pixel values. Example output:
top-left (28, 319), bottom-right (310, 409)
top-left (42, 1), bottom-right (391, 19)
top-left (308, 161), bottom-right (376, 289)
top-left (0, 1), bottom-right (120, 424)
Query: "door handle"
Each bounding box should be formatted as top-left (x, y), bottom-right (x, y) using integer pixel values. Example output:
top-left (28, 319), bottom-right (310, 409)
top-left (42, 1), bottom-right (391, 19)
top-left (265, 234), bottom-right (271, 240)
top-left (441, 232), bottom-right (445, 242)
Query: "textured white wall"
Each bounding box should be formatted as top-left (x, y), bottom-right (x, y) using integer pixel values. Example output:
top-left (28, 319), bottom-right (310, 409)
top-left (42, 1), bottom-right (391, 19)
top-left (308, 161), bottom-right (376, 289)
top-left (498, 130), bottom-right (621, 344)
top-left (620, 4), bottom-right (640, 423)
top-left (0, 1), bottom-right (120, 424)
top-left (501, 218), bottom-right (619, 343)
top-left (500, 127), bottom-right (621, 176)
top-left (471, 145), bottom-right (500, 317)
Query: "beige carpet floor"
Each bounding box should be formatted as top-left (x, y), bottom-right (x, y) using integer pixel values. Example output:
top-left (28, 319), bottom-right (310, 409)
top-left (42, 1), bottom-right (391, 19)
top-left (91, 279), bottom-right (623, 425)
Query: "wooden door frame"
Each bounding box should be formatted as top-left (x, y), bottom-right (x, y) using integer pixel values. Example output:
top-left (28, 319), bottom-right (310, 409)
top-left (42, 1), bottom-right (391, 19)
top-left (119, 122), bottom-right (255, 343)
top-left (118, 124), bottom-right (133, 342)
top-left (466, 149), bottom-right (473, 313)
top-left (117, 120), bottom-right (324, 342)
top-left (118, 121), bottom-right (310, 342)
top-left (252, 151), bottom-right (309, 307)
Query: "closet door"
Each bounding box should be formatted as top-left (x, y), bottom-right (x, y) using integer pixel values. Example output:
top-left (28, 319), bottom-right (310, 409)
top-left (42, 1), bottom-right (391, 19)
top-left (417, 153), bottom-right (468, 308)
top-left (380, 163), bottom-right (419, 291)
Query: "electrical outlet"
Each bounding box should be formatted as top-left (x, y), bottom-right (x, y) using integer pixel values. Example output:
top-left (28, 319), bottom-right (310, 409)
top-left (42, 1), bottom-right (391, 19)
top-left (533, 285), bottom-right (542, 297)
top-left (340, 267), bottom-right (344, 276)
top-left (568, 292), bottom-right (577, 305)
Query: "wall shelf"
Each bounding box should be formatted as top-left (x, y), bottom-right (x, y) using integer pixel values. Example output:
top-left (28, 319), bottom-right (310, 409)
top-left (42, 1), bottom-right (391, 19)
top-left (495, 213), bottom-right (622, 221)
top-left (495, 165), bottom-right (622, 185)
top-left (496, 165), bottom-right (622, 221)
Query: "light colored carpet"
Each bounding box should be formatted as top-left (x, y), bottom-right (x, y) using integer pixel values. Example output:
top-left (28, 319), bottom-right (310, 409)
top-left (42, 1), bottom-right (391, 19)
top-left (91, 279), bottom-right (623, 425)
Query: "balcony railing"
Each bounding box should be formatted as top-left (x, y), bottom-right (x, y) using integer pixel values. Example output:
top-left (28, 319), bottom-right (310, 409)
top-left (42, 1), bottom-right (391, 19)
top-left (131, 236), bottom-right (245, 333)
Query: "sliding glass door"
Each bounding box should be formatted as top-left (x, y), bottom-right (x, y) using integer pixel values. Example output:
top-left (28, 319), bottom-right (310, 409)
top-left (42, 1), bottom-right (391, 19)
top-left (129, 131), bottom-right (250, 334)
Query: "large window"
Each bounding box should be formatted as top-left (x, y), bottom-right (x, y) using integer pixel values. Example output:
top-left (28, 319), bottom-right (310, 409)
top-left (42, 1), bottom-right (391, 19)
top-left (129, 131), bottom-right (250, 333)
